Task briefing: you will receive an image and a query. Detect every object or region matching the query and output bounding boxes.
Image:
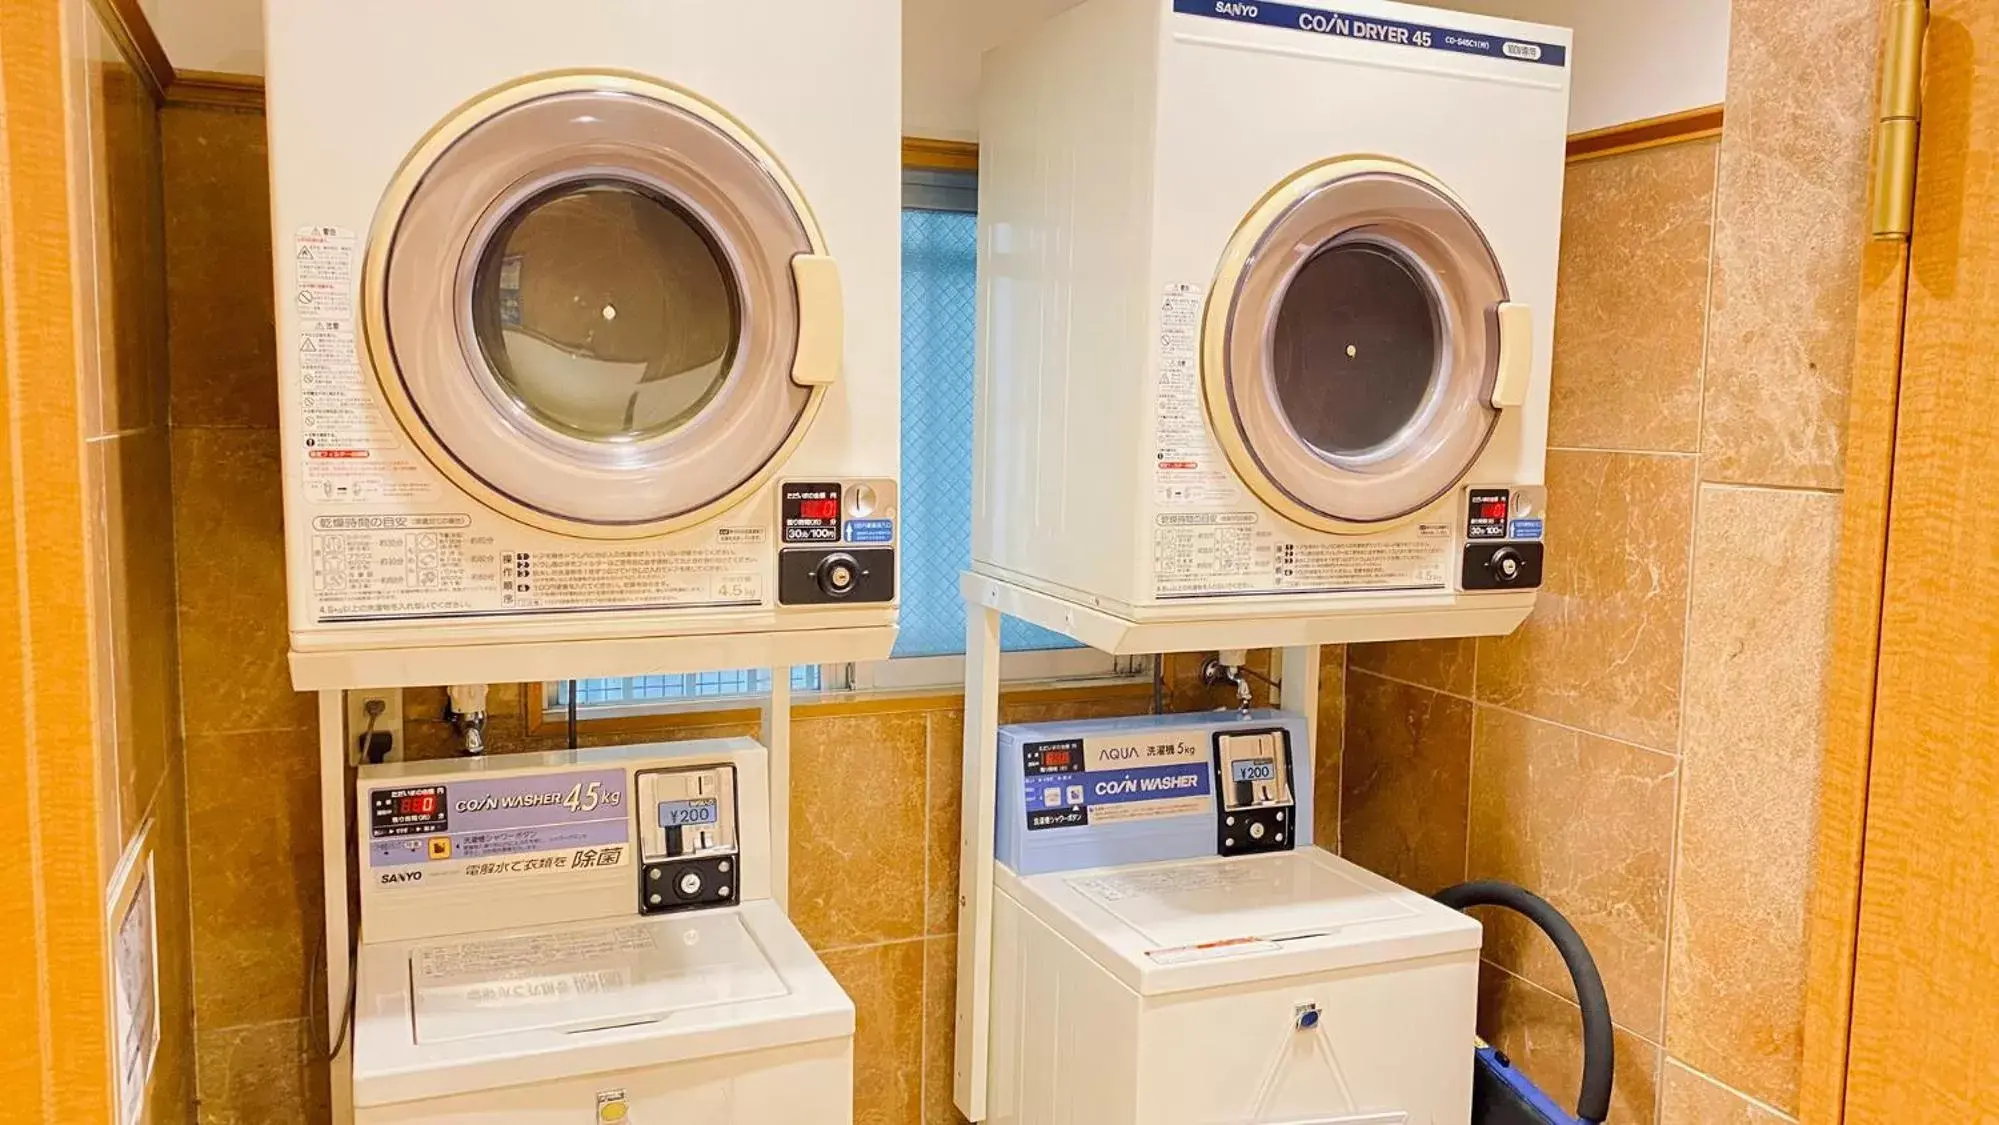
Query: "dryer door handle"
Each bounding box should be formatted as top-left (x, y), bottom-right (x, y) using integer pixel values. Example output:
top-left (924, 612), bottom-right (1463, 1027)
top-left (790, 254), bottom-right (844, 387)
top-left (1489, 301), bottom-right (1533, 409)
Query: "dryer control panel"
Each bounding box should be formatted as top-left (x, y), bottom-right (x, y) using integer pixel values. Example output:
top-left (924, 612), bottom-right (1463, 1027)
top-left (777, 478), bottom-right (898, 606)
top-left (1213, 727), bottom-right (1298, 857)
top-left (636, 763), bottom-right (740, 915)
top-left (1461, 485), bottom-right (1547, 592)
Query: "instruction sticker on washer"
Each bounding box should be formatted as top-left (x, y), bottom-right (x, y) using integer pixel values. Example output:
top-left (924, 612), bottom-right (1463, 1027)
top-left (1154, 512), bottom-right (1452, 597)
top-left (1154, 283), bottom-right (1244, 508)
top-left (1072, 863), bottom-right (1262, 904)
top-left (293, 226), bottom-right (435, 505)
top-left (416, 924), bottom-right (656, 983)
top-left (1021, 732), bottom-right (1212, 831)
top-left (366, 767), bottom-right (631, 893)
top-left (308, 518), bottom-right (768, 623)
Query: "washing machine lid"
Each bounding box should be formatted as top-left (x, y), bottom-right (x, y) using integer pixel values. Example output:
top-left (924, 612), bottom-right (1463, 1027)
top-left (1203, 157), bottom-right (1534, 534)
top-left (1006, 847), bottom-right (1482, 997)
top-left (362, 72), bottom-right (843, 540)
top-left (351, 901), bottom-right (854, 1107)
top-left (410, 911), bottom-right (787, 1045)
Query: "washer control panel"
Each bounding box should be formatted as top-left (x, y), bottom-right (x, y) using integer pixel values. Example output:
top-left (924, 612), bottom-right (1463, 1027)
top-left (636, 764), bottom-right (740, 915)
top-left (1213, 727), bottom-right (1297, 858)
top-left (778, 478), bottom-right (899, 606)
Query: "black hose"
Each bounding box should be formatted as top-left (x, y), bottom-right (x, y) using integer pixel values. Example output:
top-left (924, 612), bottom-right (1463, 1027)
top-left (1435, 880), bottom-right (1614, 1125)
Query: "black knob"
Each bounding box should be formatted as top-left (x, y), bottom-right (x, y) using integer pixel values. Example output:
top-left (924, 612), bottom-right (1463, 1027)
top-left (815, 553), bottom-right (862, 598)
top-left (1489, 547), bottom-right (1525, 585)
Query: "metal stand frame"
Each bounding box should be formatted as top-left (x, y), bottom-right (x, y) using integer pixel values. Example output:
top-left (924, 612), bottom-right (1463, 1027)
top-left (316, 671), bottom-right (797, 1125)
top-left (950, 573), bottom-right (1321, 1121)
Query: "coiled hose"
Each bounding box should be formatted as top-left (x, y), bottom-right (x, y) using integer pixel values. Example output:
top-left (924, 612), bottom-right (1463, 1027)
top-left (1435, 879), bottom-right (1614, 1125)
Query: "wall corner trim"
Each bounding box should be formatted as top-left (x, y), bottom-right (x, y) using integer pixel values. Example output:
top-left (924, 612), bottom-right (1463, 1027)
top-left (163, 69), bottom-right (266, 110)
top-left (1565, 105), bottom-right (1726, 162)
top-left (88, 0), bottom-right (173, 101)
top-left (903, 136), bottom-right (979, 172)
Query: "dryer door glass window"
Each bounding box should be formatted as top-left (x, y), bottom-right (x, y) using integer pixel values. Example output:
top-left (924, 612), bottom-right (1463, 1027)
top-left (1213, 167), bottom-right (1508, 527)
top-left (1270, 240), bottom-right (1441, 459)
top-left (370, 78), bottom-right (828, 535)
top-left (470, 179), bottom-right (740, 443)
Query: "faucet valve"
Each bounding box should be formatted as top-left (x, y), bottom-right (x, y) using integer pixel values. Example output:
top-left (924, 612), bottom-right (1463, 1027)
top-left (448, 683), bottom-right (490, 756)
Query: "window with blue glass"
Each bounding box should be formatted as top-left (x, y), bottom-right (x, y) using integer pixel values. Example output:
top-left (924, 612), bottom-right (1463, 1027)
top-left (896, 178), bottom-right (1077, 659)
top-left (550, 667), bottom-right (821, 710)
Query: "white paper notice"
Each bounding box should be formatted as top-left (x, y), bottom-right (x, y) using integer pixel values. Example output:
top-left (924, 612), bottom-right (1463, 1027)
top-left (114, 858), bottom-right (159, 1125)
top-left (1154, 283), bottom-right (1244, 507)
top-left (293, 226), bottom-right (432, 504)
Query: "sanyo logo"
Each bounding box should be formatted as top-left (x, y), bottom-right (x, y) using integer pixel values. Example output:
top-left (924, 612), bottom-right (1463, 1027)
top-left (379, 870), bottom-right (423, 886)
top-left (1212, 2), bottom-right (1258, 16)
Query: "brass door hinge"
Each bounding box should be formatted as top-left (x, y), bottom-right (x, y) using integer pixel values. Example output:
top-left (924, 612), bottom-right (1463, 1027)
top-left (1872, 0), bottom-right (1930, 240)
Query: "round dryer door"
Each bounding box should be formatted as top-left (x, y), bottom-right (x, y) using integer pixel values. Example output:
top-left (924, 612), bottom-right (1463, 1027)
top-left (362, 72), bottom-right (842, 538)
top-left (1203, 157), bottom-right (1533, 532)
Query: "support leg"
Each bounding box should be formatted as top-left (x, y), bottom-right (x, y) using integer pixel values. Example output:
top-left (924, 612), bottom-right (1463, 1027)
top-left (1274, 645), bottom-right (1324, 845)
top-left (953, 604), bottom-right (1003, 1121)
top-left (761, 667), bottom-right (793, 910)
top-left (318, 689), bottom-right (353, 1125)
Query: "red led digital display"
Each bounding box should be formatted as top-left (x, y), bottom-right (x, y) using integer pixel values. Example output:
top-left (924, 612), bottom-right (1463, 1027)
top-left (398, 793), bottom-right (438, 817)
top-left (799, 498), bottom-right (839, 520)
top-left (1482, 501), bottom-right (1508, 519)
top-left (1042, 749), bottom-right (1074, 769)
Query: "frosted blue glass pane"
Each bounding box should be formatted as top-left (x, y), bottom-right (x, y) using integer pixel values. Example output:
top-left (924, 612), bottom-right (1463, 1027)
top-left (896, 208), bottom-right (1077, 658)
top-left (556, 665), bottom-right (819, 708)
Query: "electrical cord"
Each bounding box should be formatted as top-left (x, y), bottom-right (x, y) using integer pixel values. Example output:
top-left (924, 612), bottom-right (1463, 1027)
top-left (318, 702), bottom-right (372, 1062)
top-left (351, 700), bottom-right (383, 767)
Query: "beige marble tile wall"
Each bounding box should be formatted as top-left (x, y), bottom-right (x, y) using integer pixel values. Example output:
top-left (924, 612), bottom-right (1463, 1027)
top-left (155, 98), bottom-right (1346, 1122)
top-left (1338, 0), bottom-right (1881, 1121)
top-left (162, 98), bottom-right (333, 1125)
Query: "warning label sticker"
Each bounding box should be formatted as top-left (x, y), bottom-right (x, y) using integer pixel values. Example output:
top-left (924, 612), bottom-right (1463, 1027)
top-left (1154, 283), bottom-right (1244, 508)
top-left (1154, 512), bottom-right (1452, 598)
top-left (292, 226), bottom-right (436, 505)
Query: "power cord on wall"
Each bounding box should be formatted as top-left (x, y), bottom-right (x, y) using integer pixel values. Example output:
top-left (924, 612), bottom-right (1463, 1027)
top-left (311, 703), bottom-right (369, 1065)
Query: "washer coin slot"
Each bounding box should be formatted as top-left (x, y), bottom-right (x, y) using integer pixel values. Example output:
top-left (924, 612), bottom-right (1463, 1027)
top-left (636, 765), bottom-right (739, 914)
top-left (1213, 728), bottom-right (1298, 858)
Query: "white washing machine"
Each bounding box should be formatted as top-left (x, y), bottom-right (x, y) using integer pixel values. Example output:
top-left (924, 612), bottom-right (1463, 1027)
top-left (981, 712), bottom-right (1481, 1124)
top-left (972, 0), bottom-right (1572, 643)
top-left (265, 0), bottom-right (901, 687)
top-left (350, 739), bottom-right (854, 1123)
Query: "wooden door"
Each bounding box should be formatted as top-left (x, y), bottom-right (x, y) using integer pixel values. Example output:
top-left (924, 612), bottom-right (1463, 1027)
top-left (1831, 0), bottom-right (1999, 1117)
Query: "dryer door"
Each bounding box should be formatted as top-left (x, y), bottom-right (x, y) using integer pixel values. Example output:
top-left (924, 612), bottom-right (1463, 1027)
top-left (1203, 158), bottom-right (1530, 533)
top-left (364, 73), bottom-right (842, 539)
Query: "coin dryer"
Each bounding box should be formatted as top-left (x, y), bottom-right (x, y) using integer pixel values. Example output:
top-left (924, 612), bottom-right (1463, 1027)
top-left (349, 740), bottom-right (854, 1123)
top-left (984, 712), bottom-right (1482, 1124)
top-left (972, 0), bottom-right (1572, 643)
top-left (266, 0), bottom-right (902, 687)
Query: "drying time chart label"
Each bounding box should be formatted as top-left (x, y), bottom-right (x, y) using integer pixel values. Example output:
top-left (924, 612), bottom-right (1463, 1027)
top-left (308, 517), bottom-right (768, 622)
top-left (1154, 512), bottom-right (1452, 597)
